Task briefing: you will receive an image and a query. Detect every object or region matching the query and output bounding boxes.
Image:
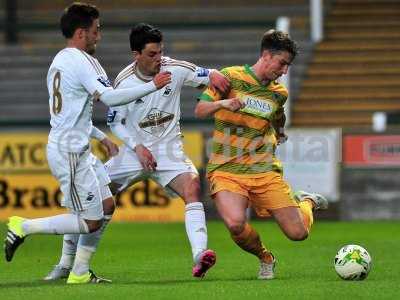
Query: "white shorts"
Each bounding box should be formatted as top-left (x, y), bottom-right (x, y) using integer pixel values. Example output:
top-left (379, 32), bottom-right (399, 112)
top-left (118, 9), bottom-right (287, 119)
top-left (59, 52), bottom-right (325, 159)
top-left (47, 144), bottom-right (109, 220)
top-left (104, 145), bottom-right (198, 193)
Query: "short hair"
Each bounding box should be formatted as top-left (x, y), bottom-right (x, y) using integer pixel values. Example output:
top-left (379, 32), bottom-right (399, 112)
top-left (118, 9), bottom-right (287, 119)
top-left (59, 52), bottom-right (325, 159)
top-left (261, 29), bottom-right (299, 58)
top-left (60, 2), bottom-right (99, 38)
top-left (129, 23), bottom-right (163, 52)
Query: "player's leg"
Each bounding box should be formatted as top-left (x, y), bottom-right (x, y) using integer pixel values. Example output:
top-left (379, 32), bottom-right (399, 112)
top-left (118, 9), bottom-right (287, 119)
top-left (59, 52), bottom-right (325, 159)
top-left (44, 155), bottom-right (115, 281)
top-left (167, 172), bottom-right (216, 277)
top-left (66, 156), bottom-right (116, 284)
top-left (269, 193), bottom-right (328, 241)
top-left (43, 233), bottom-right (78, 280)
top-left (167, 173), bottom-right (206, 257)
top-left (210, 174), bottom-right (275, 279)
top-left (270, 207), bottom-right (309, 240)
top-left (67, 193), bottom-right (113, 284)
top-left (4, 150), bottom-right (102, 263)
top-left (5, 213), bottom-right (99, 262)
top-left (45, 188), bottom-right (115, 281)
top-left (66, 150), bottom-right (147, 283)
top-left (213, 190), bottom-right (275, 278)
top-left (294, 190), bottom-right (328, 229)
top-left (43, 148), bottom-right (107, 284)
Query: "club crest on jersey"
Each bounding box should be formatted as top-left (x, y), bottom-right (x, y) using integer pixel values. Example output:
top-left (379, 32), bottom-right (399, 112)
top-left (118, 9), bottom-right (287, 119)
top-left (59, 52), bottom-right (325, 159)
top-left (138, 108), bottom-right (174, 137)
top-left (97, 76), bottom-right (112, 87)
top-left (163, 86), bottom-right (172, 97)
top-left (196, 67), bottom-right (209, 77)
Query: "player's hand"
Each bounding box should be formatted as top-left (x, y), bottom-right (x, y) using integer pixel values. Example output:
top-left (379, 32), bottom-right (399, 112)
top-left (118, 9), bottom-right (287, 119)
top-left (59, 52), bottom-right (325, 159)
top-left (100, 138), bottom-right (119, 157)
top-left (153, 71), bottom-right (172, 89)
top-left (135, 144), bottom-right (157, 171)
top-left (209, 70), bottom-right (230, 94)
top-left (220, 98), bottom-right (245, 112)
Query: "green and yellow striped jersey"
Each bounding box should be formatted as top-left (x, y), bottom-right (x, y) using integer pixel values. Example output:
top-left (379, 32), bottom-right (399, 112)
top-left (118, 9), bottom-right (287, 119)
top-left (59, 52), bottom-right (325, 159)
top-left (199, 65), bottom-right (288, 176)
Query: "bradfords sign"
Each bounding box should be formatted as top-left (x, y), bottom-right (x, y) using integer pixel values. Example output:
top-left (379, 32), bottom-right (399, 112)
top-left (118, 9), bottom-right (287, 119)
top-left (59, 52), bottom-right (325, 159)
top-left (344, 135), bottom-right (400, 167)
top-left (0, 131), bottom-right (203, 221)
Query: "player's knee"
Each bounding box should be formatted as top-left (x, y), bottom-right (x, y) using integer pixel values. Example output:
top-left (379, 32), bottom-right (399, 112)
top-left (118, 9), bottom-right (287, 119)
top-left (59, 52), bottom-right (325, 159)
top-left (286, 227), bottom-right (309, 241)
top-left (102, 197), bottom-right (116, 215)
top-left (85, 219), bottom-right (103, 233)
top-left (227, 221), bottom-right (246, 236)
top-left (182, 177), bottom-right (201, 200)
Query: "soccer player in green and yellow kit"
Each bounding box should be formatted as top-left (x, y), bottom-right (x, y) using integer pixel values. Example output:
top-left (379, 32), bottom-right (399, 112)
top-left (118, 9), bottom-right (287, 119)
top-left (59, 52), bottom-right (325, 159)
top-left (195, 29), bottom-right (328, 280)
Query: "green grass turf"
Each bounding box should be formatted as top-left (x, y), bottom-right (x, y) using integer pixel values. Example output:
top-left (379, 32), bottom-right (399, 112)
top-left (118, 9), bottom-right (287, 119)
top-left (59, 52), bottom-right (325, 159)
top-left (0, 221), bottom-right (399, 300)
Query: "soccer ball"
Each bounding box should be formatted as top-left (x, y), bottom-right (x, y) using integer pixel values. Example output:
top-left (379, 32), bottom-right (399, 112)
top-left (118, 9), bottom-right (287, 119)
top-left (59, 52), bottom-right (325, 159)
top-left (334, 244), bottom-right (372, 280)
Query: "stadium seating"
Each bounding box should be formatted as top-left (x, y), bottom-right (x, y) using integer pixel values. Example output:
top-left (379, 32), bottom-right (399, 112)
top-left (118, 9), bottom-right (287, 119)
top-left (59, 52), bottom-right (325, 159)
top-left (0, 1), bottom-right (310, 125)
top-left (292, 0), bottom-right (400, 128)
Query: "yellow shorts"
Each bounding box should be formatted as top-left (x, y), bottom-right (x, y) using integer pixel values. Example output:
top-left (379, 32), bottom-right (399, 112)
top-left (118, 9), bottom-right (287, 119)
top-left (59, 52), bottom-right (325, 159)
top-left (208, 171), bottom-right (298, 217)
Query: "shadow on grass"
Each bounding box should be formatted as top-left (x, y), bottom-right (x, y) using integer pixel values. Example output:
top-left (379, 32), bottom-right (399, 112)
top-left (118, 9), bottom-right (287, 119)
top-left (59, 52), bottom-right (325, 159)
top-left (117, 276), bottom-right (283, 285)
top-left (0, 279), bottom-right (66, 289)
top-left (0, 276), bottom-right (284, 288)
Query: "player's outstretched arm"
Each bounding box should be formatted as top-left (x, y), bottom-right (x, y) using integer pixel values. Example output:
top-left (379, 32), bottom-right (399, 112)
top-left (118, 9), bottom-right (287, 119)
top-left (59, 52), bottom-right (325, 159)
top-left (100, 71), bottom-right (171, 106)
top-left (195, 98), bottom-right (244, 119)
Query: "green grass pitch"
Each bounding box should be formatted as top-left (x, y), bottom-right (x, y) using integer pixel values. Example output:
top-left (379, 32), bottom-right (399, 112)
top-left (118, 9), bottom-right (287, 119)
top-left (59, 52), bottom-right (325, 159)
top-left (0, 221), bottom-right (399, 299)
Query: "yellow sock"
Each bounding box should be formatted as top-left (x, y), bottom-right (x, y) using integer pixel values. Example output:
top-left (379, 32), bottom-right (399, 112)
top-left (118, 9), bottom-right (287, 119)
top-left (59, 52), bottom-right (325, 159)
top-left (299, 200), bottom-right (314, 231)
top-left (231, 223), bottom-right (273, 263)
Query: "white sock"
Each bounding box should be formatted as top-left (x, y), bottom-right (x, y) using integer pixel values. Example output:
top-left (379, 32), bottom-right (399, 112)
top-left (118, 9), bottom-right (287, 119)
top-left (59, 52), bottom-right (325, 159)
top-left (77, 214), bottom-right (112, 252)
top-left (185, 202), bottom-right (208, 262)
top-left (58, 234), bottom-right (79, 268)
top-left (22, 214), bottom-right (89, 235)
top-left (71, 246), bottom-right (93, 276)
top-left (71, 215), bottom-right (112, 275)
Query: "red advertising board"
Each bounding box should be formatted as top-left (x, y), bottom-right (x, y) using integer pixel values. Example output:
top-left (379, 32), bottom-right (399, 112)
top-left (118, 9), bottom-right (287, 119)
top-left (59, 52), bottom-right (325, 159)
top-left (344, 135), bottom-right (400, 166)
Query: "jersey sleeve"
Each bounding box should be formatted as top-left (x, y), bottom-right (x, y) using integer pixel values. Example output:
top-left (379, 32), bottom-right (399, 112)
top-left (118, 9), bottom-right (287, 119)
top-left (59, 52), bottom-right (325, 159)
top-left (182, 65), bottom-right (211, 87)
top-left (197, 68), bottom-right (229, 102)
top-left (73, 52), bottom-right (113, 100)
top-left (198, 86), bottom-right (222, 102)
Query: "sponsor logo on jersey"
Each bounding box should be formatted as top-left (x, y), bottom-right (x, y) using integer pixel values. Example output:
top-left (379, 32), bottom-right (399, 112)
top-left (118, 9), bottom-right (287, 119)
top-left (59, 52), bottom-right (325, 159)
top-left (163, 86), bottom-right (172, 96)
top-left (196, 67), bottom-right (209, 77)
top-left (243, 96), bottom-right (273, 114)
top-left (97, 76), bottom-right (112, 87)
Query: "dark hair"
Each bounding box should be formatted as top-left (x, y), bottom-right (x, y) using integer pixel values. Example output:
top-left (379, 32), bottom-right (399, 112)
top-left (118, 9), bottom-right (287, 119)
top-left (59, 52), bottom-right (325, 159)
top-left (261, 29), bottom-right (298, 59)
top-left (60, 2), bottom-right (99, 38)
top-left (129, 23), bottom-right (163, 52)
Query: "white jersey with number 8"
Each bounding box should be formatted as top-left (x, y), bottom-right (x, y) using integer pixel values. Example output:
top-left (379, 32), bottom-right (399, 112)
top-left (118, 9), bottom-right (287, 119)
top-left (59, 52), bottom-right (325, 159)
top-left (47, 47), bottom-right (112, 152)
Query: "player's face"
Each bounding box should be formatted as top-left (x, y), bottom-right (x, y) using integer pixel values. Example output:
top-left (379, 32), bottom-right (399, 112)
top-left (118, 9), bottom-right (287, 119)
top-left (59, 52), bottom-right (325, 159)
top-left (135, 43), bottom-right (163, 76)
top-left (261, 50), bottom-right (293, 81)
top-left (84, 19), bottom-right (101, 55)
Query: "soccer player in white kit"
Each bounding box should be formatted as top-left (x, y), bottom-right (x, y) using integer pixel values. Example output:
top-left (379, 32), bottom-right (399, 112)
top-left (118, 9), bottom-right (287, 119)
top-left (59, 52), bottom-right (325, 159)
top-left (105, 23), bottom-right (230, 278)
top-left (4, 3), bottom-right (171, 284)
